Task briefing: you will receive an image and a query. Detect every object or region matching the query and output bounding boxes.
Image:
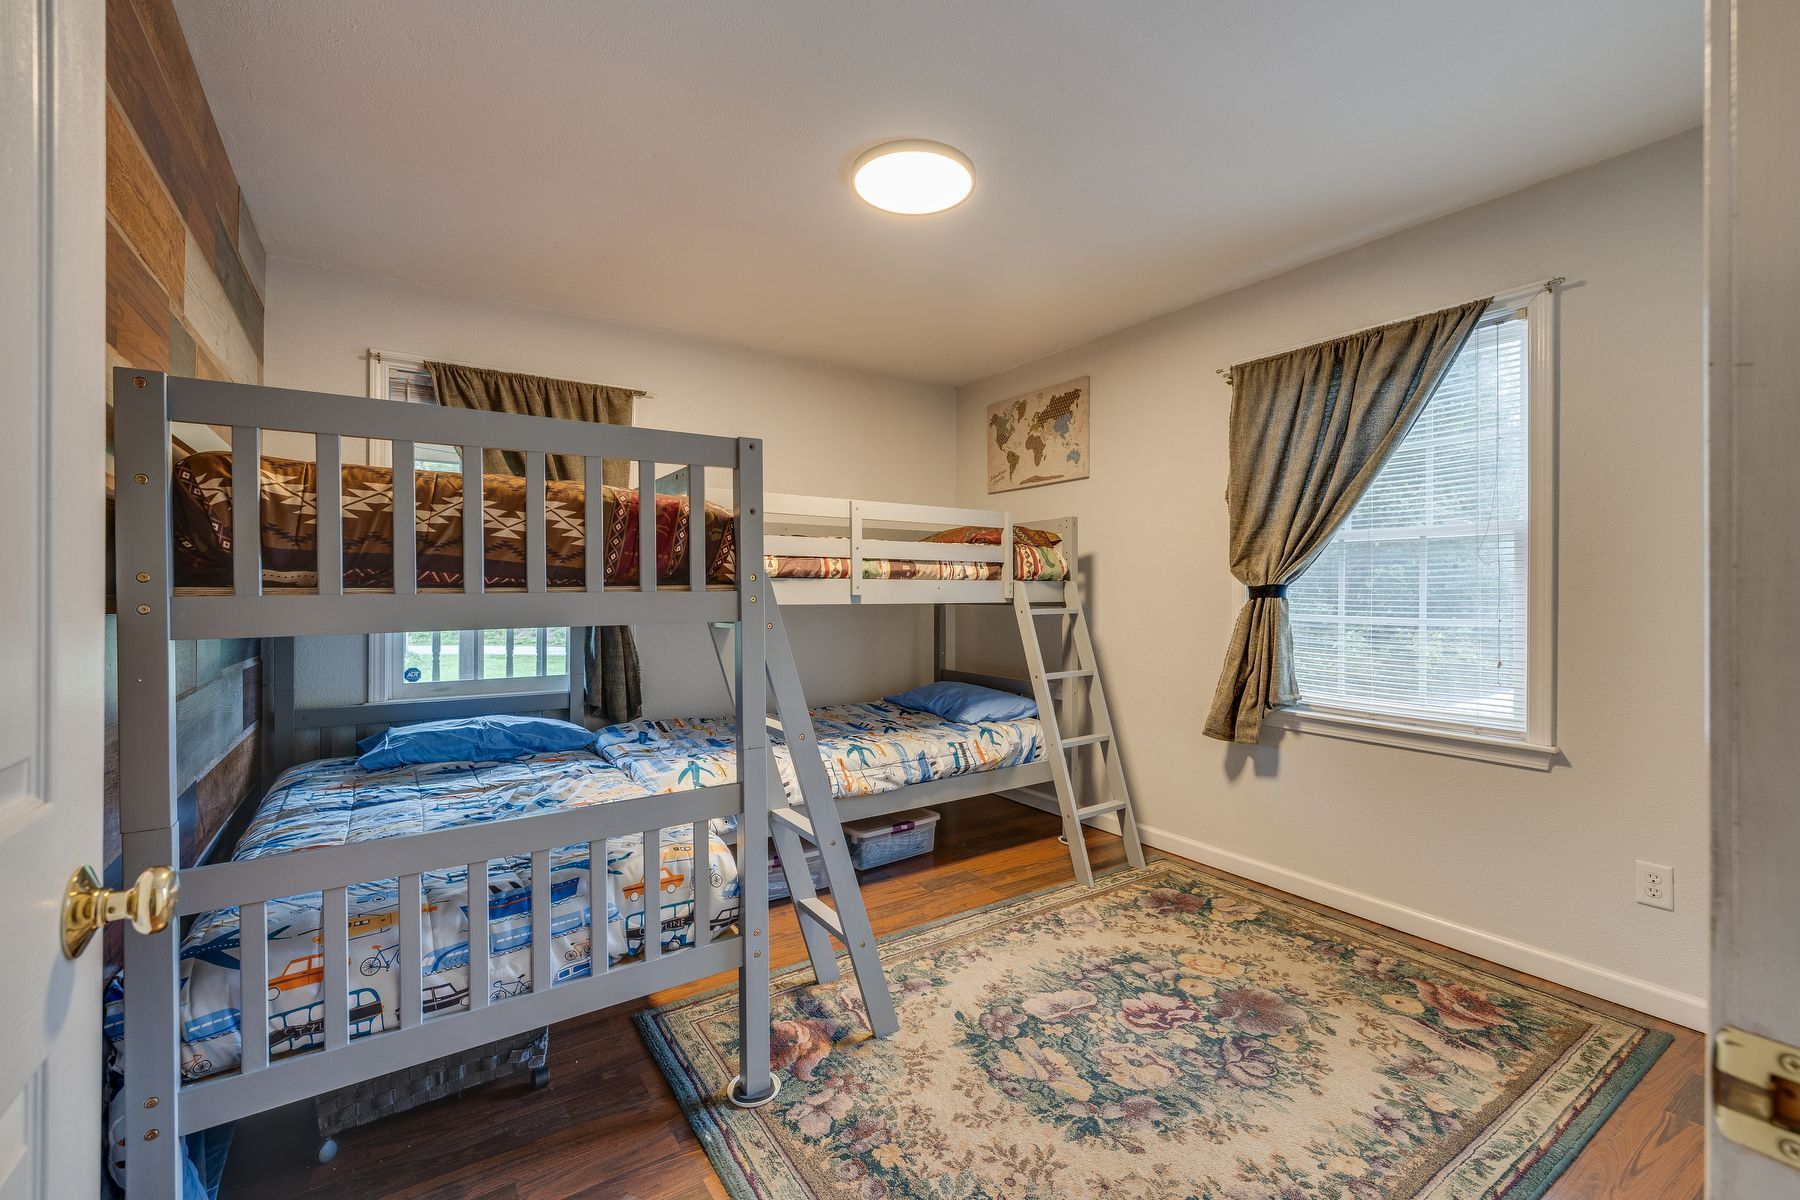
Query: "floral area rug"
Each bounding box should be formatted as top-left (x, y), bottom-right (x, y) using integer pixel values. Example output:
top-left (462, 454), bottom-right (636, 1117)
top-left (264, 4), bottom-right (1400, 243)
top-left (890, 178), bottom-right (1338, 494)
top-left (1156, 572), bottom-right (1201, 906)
top-left (638, 863), bottom-right (1669, 1199)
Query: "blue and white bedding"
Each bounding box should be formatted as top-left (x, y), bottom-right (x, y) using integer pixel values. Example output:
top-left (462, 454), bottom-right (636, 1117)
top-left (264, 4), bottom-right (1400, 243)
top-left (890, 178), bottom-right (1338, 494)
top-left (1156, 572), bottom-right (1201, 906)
top-left (107, 750), bottom-right (740, 1083)
top-left (594, 700), bottom-right (1044, 800)
top-left (106, 699), bottom-right (1041, 1087)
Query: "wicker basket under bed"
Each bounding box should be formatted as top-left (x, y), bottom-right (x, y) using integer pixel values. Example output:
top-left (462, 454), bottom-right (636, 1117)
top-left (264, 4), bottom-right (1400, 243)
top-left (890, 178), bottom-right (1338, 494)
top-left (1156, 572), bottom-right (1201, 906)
top-left (311, 1027), bottom-right (550, 1162)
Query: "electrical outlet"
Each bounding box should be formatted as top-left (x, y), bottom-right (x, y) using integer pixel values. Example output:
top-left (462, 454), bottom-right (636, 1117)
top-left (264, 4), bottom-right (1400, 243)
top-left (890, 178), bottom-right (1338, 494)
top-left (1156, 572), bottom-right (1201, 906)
top-left (1635, 861), bottom-right (1674, 910)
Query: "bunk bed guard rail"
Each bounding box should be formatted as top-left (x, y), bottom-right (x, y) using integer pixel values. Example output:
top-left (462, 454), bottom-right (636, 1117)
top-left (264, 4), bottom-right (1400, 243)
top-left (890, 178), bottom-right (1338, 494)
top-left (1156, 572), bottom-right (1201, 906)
top-left (112, 370), bottom-right (778, 1196)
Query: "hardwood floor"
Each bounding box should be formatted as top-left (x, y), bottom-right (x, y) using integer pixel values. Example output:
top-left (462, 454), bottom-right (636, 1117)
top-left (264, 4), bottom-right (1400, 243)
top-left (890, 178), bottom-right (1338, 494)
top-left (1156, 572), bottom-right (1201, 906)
top-left (223, 796), bottom-right (1704, 1200)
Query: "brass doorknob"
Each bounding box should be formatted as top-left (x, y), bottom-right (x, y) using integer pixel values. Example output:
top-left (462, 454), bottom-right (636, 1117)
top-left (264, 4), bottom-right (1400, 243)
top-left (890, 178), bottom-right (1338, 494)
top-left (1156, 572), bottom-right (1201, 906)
top-left (61, 865), bottom-right (179, 959)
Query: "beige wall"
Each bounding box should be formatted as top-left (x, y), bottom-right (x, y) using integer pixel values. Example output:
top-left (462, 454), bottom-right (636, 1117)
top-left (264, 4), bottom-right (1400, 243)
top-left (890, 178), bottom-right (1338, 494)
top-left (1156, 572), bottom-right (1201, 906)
top-left (952, 131), bottom-right (1707, 1026)
top-left (263, 258), bottom-right (956, 717)
top-left (261, 135), bottom-right (1707, 1026)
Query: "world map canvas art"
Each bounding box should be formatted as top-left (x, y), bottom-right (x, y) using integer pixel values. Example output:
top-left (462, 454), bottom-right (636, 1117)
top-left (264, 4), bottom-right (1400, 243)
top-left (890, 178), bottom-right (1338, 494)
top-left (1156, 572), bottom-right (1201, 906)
top-left (987, 377), bottom-right (1090, 493)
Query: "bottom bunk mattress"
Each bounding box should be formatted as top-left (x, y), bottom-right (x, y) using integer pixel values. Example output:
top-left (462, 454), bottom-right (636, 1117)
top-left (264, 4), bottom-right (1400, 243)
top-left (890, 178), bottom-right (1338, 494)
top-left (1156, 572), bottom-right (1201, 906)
top-left (106, 750), bottom-right (742, 1083)
top-left (595, 700), bottom-right (1045, 799)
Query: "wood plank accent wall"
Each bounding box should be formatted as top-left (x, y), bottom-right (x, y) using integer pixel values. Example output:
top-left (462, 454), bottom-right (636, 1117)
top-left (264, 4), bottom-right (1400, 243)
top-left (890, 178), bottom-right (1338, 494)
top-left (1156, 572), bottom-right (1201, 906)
top-left (104, 0), bottom-right (268, 950)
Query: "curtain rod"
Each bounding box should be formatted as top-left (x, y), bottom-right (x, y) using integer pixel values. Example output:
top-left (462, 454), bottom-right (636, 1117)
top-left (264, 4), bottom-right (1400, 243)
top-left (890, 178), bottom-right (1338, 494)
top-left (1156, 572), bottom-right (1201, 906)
top-left (1216, 276), bottom-right (1564, 385)
top-left (369, 348), bottom-right (656, 400)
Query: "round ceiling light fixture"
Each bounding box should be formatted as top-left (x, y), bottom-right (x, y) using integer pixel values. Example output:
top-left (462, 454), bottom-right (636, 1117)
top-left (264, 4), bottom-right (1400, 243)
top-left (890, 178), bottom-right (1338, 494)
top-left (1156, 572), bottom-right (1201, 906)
top-left (851, 140), bottom-right (975, 215)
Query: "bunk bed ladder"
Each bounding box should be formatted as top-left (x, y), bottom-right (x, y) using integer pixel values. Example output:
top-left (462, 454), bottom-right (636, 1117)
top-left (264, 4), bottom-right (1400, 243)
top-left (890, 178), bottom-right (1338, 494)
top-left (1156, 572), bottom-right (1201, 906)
top-left (709, 601), bottom-right (900, 1040)
top-left (1013, 585), bottom-right (1147, 886)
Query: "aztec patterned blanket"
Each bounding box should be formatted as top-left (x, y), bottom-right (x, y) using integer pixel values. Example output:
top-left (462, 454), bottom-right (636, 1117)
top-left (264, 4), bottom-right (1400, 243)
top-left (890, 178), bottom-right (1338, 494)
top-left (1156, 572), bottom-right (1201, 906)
top-left (171, 451), bottom-right (738, 590)
top-left (172, 453), bottom-right (1067, 590)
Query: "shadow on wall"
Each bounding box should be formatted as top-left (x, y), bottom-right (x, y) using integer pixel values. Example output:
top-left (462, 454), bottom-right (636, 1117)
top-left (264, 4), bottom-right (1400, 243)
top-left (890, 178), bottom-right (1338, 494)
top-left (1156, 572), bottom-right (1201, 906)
top-left (1223, 738), bottom-right (1282, 781)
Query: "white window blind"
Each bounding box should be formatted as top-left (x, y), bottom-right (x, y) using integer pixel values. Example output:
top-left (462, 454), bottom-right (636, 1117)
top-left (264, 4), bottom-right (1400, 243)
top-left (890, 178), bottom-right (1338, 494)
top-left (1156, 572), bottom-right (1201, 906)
top-left (381, 362), bottom-right (461, 472)
top-left (1288, 313), bottom-right (1530, 736)
top-left (392, 628), bottom-right (569, 694)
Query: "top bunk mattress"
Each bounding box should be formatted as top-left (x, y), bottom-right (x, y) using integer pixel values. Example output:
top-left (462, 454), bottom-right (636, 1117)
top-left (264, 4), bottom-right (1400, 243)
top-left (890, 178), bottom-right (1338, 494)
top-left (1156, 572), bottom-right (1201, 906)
top-left (765, 542), bottom-right (1067, 582)
top-left (764, 522), bottom-right (1069, 583)
top-left (171, 451), bottom-right (738, 590)
top-left (170, 453), bottom-right (1070, 593)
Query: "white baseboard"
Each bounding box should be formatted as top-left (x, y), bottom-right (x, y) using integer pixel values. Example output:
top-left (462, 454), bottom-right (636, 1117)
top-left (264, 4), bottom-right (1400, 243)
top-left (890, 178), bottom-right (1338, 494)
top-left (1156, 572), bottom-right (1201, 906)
top-left (1135, 822), bottom-right (1707, 1031)
top-left (993, 793), bottom-right (1706, 1031)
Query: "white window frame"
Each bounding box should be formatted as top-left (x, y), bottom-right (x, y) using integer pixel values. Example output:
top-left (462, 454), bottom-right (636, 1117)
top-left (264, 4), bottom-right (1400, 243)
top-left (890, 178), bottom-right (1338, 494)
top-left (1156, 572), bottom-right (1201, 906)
top-left (363, 349), bottom-right (572, 702)
top-left (1263, 284), bottom-right (1559, 769)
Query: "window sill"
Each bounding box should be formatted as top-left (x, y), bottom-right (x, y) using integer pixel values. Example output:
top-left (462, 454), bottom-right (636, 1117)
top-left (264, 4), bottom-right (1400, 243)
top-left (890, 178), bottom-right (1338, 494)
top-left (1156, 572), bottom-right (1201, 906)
top-left (1262, 706), bottom-right (1559, 770)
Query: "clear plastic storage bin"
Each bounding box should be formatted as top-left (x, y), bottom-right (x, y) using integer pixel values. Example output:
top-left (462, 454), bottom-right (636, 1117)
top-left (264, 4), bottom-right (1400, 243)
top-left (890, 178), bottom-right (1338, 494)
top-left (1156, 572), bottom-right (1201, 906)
top-left (767, 843), bottom-right (830, 901)
top-left (844, 808), bottom-right (941, 870)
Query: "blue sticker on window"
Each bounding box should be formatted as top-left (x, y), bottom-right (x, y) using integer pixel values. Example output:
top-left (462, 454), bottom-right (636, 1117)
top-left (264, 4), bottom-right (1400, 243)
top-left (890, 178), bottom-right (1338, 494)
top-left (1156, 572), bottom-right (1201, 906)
top-left (403, 667), bottom-right (422, 682)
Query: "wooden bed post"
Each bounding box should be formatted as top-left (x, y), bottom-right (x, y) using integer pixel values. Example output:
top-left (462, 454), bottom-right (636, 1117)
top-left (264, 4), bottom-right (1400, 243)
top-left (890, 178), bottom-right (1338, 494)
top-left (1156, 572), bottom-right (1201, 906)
top-left (565, 627), bottom-right (585, 723)
top-left (266, 636), bottom-right (297, 782)
top-left (113, 369), bottom-right (186, 1196)
top-left (729, 437), bottom-right (776, 1107)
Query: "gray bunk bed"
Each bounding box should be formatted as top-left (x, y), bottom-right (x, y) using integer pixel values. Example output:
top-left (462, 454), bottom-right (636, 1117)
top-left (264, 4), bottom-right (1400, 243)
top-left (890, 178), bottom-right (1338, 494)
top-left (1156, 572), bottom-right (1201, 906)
top-left (111, 369), bottom-right (896, 1198)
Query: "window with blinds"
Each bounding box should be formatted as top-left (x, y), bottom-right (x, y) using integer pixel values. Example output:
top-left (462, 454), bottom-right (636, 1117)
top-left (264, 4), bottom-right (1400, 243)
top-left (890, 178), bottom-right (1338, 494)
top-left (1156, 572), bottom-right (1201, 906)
top-left (381, 362), bottom-right (461, 472)
top-left (370, 353), bottom-right (562, 700)
top-left (1287, 312), bottom-right (1531, 736)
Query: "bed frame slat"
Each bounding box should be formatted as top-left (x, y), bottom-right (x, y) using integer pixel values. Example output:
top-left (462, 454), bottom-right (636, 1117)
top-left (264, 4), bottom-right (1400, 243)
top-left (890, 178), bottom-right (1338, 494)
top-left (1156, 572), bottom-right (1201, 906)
top-left (322, 887), bottom-right (350, 1052)
top-left (687, 467), bottom-right (705, 591)
top-left (462, 444), bottom-right (484, 593)
top-left (316, 434), bottom-right (343, 596)
top-left (584, 455), bottom-right (604, 593)
top-left (588, 840), bottom-right (608, 974)
top-left (530, 849), bottom-right (553, 992)
top-left (690, 821), bottom-right (708, 947)
top-left (398, 873), bottom-right (424, 1028)
top-left (466, 861), bottom-right (489, 1009)
top-left (239, 901), bottom-right (269, 1074)
top-left (230, 425), bottom-right (261, 596)
top-left (525, 452), bottom-right (547, 594)
top-left (565, 626), bottom-right (583, 721)
top-left (638, 459), bottom-right (656, 593)
top-left (641, 828), bottom-right (661, 961)
top-left (392, 440), bottom-right (417, 595)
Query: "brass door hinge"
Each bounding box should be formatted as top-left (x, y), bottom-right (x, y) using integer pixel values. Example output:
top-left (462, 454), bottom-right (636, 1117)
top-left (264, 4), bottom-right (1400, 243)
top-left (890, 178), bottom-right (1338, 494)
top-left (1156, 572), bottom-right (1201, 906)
top-left (1715, 1026), bottom-right (1800, 1169)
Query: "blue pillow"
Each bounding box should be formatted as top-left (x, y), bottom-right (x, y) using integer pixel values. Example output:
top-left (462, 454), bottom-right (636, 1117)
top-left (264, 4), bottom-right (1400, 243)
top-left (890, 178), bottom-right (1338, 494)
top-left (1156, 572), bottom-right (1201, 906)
top-left (884, 681), bottom-right (1037, 724)
top-left (355, 715), bottom-right (595, 771)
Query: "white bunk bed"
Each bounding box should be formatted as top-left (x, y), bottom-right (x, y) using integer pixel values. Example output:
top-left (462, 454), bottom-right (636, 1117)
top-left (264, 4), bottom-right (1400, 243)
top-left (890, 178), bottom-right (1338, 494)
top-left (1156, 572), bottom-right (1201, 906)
top-left (646, 487), bottom-right (1149, 872)
top-left (110, 370), bottom-right (895, 1198)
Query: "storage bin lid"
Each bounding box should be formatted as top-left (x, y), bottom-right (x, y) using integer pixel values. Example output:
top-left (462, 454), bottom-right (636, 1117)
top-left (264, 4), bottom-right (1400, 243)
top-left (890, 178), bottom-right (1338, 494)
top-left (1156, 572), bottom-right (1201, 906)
top-left (768, 842), bottom-right (824, 868)
top-left (843, 808), bottom-right (941, 843)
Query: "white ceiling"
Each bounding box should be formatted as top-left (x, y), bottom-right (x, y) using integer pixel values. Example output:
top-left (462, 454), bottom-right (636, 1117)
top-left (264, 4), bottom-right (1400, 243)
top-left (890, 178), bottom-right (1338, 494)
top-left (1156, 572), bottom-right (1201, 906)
top-left (176, 1), bottom-right (1699, 385)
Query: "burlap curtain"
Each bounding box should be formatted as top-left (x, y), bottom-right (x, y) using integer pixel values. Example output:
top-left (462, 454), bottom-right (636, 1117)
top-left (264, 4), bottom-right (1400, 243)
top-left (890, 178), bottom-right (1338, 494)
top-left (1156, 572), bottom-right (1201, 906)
top-left (1202, 298), bottom-right (1491, 744)
top-left (427, 361), bottom-right (645, 725)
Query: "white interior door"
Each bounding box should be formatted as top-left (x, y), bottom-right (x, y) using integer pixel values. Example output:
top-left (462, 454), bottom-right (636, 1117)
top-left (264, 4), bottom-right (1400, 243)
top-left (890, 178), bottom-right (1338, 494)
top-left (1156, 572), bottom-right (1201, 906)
top-left (0, 0), bottom-right (106, 1194)
top-left (1706, 0), bottom-right (1800, 1193)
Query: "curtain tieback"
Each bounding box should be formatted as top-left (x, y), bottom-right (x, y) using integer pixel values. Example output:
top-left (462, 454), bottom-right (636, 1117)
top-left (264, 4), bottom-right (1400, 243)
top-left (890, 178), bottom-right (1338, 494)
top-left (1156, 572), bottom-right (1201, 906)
top-left (1246, 583), bottom-right (1289, 600)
